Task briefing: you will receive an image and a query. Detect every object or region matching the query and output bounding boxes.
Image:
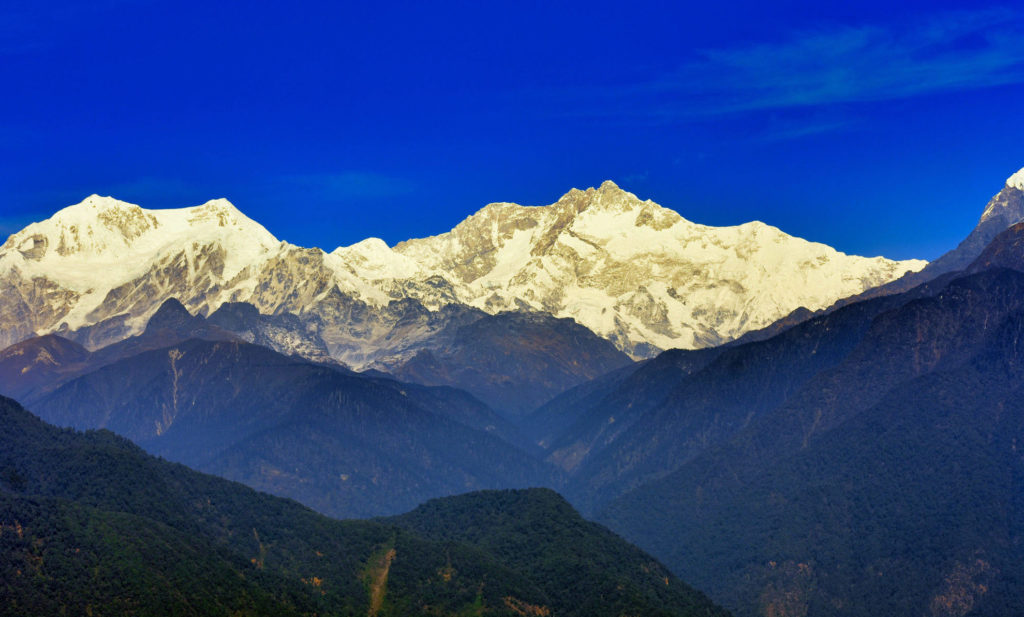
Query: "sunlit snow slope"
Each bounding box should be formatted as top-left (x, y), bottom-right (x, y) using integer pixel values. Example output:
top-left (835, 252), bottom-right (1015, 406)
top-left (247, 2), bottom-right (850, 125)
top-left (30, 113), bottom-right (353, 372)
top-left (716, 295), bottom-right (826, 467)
top-left (0, 182), bottom-right (926, 362)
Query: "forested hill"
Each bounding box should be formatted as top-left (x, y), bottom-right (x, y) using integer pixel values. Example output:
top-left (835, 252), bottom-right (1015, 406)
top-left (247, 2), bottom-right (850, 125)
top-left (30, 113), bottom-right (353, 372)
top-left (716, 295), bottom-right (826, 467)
top-left (0, 395), bottom-right (727, 617)
top-left (388, 488), bottom-right (729, 617)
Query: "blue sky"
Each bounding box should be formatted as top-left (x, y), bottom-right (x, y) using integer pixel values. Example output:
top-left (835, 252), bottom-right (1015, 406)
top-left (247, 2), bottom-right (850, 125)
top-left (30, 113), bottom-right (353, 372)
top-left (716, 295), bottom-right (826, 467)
top-left (2, 0), bottom-right (1022, 260)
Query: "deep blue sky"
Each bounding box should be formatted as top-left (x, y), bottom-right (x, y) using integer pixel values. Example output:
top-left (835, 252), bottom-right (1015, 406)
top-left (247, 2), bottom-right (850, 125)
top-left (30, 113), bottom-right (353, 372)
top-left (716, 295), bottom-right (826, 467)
top-left (2, 0), bottom-right (1022, 260)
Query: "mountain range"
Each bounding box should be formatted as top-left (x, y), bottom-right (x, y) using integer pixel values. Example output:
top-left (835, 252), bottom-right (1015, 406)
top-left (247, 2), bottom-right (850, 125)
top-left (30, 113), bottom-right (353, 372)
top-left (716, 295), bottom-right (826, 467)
top-left (3, 167), bottom-right (1024, 616)
top-left (0, 181), bottom-right (924, 367)
top-left (510, 171), bottom-right (1024, 616)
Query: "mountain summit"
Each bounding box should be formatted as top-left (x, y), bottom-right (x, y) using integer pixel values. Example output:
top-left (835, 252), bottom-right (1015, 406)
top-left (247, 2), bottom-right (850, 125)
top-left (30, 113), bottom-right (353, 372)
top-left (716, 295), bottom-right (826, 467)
top-left (8, 194), bottom-right (277, 264)
top-left (392, 181), bottom-right (924, 353)
top-left (0, 195), bottom-right (281, 347)
top-left (846, 165), bottom-right (1024, 301)
top-left (1006, 166), bottom-right (1024, 191)
top-left (979, 166), bottom-right (1024, 225)
top-left (1, 184), bottom-right (924, 360)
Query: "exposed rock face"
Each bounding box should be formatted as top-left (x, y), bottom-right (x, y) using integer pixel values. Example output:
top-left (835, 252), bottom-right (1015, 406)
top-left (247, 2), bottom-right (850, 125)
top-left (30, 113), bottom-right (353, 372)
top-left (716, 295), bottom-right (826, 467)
top-left (936, 175), bottom-right (1024, 274)
top-left (0, 185), bottom-right (925, 362)
top-left (0, 268), bottom-right (81, 348)
top-left (207, 301), bottom-right (332, 362)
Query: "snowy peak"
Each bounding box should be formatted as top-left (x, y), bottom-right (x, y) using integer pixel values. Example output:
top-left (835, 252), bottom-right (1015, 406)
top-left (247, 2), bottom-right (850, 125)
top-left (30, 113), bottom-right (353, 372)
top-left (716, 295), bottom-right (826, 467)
top-left (331, 237), bottom-right (424, 279)
top-left (0, 195), bottom-right (285, 339)
top-left (181, 198), bottom-right (275, 240)
top-left (67, 194), bottom-right (139, 212)
top-left (551, 180), bottom-right (659, 217)
top-left (551, 182), bottom-right (695, 242)
top-left (2, 195), bottom-right (160, 260)
top-left (72, 194), bottom-right (143, 214)
top-left (1007, 167), bottom-right (1024, 192)
top-left (1, 183), bottom-right (929, 360)
top-left (391, 182), bottom-right (925, 354)
top-left (979, 167), bottom-right (1024, 225)
top-left (392, 180), bottom-right (687, 277)
top-left (2, 195), bottom-right (279, 264)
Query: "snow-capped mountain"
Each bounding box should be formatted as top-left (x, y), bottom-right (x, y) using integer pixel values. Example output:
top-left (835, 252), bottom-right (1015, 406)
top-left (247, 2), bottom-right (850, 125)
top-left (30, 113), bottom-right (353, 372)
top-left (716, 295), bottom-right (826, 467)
top-left (0, 182), bottom-right (926, 362)
top-left (944, 166), bottom-right (1024, 271)
top-left (783, 165), bottom-right (1024, 320)
top-left (389, 181), bottom-right (923, 354)
top-left (0, 195), bottom-right (276, 349)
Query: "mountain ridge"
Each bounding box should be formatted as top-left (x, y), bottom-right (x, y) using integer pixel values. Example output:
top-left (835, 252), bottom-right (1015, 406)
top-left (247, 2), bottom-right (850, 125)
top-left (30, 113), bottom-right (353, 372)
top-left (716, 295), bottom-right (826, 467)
top-left (1, 182), bottom-right (925, 363)
top-left (20, 332), bottom-right (557, 518)
top-left (0, 394), bottom-right (728, 617)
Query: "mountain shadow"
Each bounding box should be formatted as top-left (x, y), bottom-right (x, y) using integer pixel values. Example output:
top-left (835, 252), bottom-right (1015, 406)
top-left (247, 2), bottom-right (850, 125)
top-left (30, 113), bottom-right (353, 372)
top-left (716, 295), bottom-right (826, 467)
top-left (587, 225), bottom-right (1024, 616)
top-left (386, 311), bottom-right (634, 418)
top-left (26, 335), bottom-right (556, 519)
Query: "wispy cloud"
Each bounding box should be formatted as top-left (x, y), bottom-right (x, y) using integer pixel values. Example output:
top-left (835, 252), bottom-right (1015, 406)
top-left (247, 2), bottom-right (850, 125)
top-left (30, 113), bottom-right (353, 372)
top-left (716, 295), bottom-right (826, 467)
top-left (582, 8), bottom-right (1024, 121)
top-left (752, 118), bottom-right (856, 144)
top-left (281, 172), bottom-right (416, 200)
